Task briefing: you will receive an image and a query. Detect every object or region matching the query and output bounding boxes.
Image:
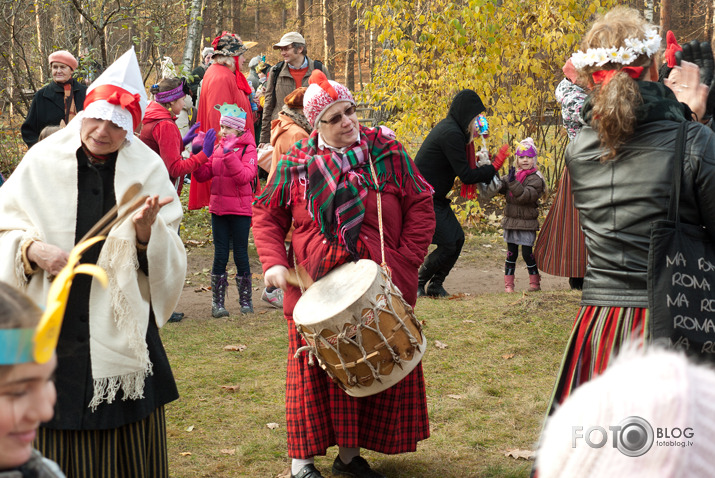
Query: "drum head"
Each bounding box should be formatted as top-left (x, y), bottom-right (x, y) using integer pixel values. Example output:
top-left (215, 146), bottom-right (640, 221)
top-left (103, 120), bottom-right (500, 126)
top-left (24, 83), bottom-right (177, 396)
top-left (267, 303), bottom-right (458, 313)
top-left (293, 259), bottom-right (378, 326)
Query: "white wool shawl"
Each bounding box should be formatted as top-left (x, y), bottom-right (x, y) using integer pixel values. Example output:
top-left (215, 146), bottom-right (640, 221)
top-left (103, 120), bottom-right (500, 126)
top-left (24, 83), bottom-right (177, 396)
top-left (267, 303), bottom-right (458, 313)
top-left (0, 112), bottom-right (186, 409)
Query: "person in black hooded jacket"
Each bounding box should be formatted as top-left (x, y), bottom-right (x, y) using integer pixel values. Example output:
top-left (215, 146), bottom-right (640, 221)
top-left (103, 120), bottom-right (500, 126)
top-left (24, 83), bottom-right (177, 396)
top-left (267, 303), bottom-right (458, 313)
top-left (414, 89), bottom-right (507, 297)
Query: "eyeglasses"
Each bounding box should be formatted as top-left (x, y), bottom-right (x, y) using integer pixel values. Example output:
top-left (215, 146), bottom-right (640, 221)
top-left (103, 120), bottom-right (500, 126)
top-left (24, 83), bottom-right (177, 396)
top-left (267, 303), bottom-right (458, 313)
top-left (320, 105), bottom-right (356, 125)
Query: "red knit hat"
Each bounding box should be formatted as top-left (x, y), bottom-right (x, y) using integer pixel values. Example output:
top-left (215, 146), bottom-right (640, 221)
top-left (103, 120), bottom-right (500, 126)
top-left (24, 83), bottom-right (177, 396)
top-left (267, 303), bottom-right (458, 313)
top-left (48, 50), bottom-right (78, 71)
top-left (303, 70), bottom-right (354, 126)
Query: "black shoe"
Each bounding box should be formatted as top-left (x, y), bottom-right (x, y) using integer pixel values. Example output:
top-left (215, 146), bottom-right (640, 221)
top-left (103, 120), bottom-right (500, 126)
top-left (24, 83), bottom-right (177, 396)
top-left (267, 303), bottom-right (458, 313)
top-left (417, 284), bottom-right (427, 297)
top-left (569, 277), bottom-right (584, 290)
top-left (426, 283), bottom-right (449, 298)
top-left (168, 312), bottom-right (184, 323)
top-left (332, 456), bottom-right (386, 478)
top-left (291, 464), bottom-right (324, 478)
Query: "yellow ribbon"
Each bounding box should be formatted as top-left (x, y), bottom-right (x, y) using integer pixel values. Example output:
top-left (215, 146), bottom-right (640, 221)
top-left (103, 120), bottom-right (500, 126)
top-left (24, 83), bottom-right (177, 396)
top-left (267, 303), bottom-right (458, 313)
top-left (33, 236), bottom-right (109, 364)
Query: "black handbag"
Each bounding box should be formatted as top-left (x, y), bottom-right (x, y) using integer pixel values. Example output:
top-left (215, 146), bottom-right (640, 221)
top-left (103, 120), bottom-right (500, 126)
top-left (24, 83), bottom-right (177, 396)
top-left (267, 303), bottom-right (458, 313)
top-left (648, 121), bottom-right (715, 359)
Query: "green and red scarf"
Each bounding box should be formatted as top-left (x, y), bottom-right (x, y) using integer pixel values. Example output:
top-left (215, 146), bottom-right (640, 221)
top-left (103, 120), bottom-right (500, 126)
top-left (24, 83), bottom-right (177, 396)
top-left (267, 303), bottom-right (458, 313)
top-left (255, 126), bottom-right (433, 258)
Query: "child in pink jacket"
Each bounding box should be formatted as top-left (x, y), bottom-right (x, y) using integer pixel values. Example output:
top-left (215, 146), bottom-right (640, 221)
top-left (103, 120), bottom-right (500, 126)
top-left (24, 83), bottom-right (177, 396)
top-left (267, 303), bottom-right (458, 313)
top-left (194, 103), bottom-right (258, 316)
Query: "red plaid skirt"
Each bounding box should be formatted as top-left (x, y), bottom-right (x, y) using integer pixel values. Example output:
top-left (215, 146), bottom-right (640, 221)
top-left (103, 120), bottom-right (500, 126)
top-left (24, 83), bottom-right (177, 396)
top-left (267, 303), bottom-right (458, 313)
top-left (285, 314), bottom-right (430, 458)
top-left (547, 305), bottom-right (647, 414)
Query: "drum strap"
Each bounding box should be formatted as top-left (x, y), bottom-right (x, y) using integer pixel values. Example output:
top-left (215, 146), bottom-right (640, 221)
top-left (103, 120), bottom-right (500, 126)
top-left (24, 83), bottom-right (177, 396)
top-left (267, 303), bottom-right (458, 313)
top-left (367, 157), bottom-right (391, 278)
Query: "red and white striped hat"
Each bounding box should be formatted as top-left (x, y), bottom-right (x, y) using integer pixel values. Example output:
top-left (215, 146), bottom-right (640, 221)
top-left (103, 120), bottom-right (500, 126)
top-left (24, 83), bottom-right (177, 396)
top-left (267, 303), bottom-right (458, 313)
top-left (303, 70), bottom-right (354, 127)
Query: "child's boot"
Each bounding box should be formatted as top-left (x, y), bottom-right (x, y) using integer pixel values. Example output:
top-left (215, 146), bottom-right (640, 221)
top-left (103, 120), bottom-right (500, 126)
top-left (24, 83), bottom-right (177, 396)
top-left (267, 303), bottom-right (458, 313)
top-left (211, 273), bottom-right (230, 317)
top-left (528, 273), bottom-right (541, 292)
top-left (504, 275), bottom-right (515, 293)
top-left (236, 273), bottom-right (254, 314)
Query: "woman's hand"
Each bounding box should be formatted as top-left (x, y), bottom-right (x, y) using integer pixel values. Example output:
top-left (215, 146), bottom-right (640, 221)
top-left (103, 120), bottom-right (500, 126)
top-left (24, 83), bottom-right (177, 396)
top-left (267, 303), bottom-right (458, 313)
top-left (665, 61), bottom-right (709, 121)
top-left (133, 195), bottom-right (174, 244)
top-left (27, 241), bottom-right (69, 276)
top-left (182, 122), bottom-right (201, 147)
top-left (264, 265), bottom-right (289, 290)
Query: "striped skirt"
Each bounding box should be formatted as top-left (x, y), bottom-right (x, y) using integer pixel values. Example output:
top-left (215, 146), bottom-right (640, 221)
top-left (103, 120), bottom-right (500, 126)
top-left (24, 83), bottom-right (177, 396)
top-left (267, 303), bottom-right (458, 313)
top-left (285, 315), bottom-right (430, 459)
top-left (534, 169), bottom-right (587, 278)
top-left (35, 406), bottom-right (169, 478)
top-left (547, 306), bottom-right (647, 414)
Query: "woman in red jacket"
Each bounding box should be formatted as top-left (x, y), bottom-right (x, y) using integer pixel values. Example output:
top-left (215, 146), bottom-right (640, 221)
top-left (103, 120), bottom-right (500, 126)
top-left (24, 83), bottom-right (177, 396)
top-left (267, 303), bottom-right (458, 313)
top-left (140, 78), bottom-right (216, 194)
top-left (253, 70), bottom-right (435, 478)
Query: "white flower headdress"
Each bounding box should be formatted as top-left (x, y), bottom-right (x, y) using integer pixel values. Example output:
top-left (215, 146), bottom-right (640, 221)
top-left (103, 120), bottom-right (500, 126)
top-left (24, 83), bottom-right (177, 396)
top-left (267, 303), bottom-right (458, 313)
top-left (570, 27), bottom-right (661, 69)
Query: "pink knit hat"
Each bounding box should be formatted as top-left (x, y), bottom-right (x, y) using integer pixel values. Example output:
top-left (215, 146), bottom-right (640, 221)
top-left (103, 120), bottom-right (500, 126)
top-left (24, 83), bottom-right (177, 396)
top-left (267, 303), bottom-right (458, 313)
top-left (48, 50), bottom-right (78, 71)
top-left (537, 348), bottom-right (715, 478)
top-left (303, 70), bottom-right (355, 127)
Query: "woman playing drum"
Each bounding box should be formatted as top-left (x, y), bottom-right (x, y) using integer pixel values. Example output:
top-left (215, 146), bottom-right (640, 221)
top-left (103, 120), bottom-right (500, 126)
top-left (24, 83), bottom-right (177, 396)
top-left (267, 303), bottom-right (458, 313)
top-left (253, 70), bottom-right (435, 478)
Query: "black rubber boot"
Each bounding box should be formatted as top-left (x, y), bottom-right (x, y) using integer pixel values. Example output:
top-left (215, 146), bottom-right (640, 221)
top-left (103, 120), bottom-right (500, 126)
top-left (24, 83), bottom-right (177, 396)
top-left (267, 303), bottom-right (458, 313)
top-left (417, 264), bottom-right (432, 297)
top-left (211, 273), bottom-right (229, 318)
top-left (236, 273), bottom-right (254, 314)
top-left (426, 278), bottom-right (450, 297)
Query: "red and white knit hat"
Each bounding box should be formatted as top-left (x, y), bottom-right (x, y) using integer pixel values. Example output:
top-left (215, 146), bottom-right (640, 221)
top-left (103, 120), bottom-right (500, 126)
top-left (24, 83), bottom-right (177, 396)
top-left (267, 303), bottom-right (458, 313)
top-left (82, 47), bottom-right (148, 143)
top-left (303, 70), bottom-right (355, 127)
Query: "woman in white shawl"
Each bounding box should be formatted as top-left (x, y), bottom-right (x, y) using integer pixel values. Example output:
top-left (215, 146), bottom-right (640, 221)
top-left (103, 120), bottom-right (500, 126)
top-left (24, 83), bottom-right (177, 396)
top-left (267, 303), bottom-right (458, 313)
top-left (0, 48), bottom-right (186, 478)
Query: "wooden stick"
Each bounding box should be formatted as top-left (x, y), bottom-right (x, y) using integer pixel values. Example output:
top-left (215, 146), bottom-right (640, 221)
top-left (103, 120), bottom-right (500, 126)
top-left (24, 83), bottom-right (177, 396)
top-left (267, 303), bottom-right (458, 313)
top-left (93, 194), bottom-right (149, 239)
top-left (286, 264), bottom-right (314, 289)
top-left (78, 183), bottom-right (142, 243)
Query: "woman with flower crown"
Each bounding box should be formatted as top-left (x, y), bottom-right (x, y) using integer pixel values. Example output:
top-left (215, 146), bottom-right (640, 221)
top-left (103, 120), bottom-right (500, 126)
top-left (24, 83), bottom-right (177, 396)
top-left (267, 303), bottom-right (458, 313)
top-left (544, 7), bottom-right (715, 413)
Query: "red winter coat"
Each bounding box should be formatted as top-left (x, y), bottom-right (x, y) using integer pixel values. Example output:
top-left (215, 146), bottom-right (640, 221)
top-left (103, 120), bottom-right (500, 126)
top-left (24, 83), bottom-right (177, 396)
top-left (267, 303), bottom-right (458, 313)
top-left (252, 140), bottom-right (435, 315)
top-left (193, 132), bottom-right (257, 216)
top-left (189, 62), bottom-right (255, 210)
top-left (139, 101), bottom-right (209, 194)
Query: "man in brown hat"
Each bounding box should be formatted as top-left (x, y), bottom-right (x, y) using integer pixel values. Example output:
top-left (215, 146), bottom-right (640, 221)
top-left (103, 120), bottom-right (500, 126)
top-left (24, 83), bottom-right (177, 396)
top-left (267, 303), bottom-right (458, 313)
top-left (258, 32), bottom-right (329, 146)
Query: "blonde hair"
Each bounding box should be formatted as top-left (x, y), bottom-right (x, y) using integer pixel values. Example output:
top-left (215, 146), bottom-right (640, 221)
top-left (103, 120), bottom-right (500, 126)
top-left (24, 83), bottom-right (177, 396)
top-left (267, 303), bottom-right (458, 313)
top-left (578, 7), bottom-right (658, 160)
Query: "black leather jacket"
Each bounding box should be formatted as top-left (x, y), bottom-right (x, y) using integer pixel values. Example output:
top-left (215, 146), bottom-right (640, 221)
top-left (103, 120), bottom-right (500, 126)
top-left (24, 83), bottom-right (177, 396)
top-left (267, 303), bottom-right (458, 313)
top-left (567, 119), bottom-right (715, 307)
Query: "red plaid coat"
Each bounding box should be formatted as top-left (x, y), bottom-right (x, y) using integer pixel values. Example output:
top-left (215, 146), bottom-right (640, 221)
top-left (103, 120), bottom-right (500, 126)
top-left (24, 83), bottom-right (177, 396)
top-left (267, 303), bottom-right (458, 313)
top-left (252, 142), bottom-right (435, 458)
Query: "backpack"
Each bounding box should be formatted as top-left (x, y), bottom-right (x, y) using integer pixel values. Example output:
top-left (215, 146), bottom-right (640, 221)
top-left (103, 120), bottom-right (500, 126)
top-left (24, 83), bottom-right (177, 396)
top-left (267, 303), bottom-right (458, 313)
top-left (269, 59), bottom-right (324, 91)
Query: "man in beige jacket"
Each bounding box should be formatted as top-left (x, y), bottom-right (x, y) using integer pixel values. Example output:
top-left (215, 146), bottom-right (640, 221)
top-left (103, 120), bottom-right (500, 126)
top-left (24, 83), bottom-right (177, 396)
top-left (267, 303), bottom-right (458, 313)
top-left (258, 31), bottom-right (329, 146)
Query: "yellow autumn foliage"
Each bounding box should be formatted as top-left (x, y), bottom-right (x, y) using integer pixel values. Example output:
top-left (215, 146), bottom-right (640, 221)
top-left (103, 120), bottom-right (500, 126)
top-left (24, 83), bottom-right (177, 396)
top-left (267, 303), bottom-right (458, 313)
top-left (359, 0), bottom-right (619, 190)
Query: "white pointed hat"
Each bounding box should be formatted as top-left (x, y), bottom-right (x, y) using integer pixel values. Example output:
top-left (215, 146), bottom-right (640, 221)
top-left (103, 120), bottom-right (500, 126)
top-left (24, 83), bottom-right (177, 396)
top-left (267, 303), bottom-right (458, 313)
top-left (83, 47), bottom-right (148, 142)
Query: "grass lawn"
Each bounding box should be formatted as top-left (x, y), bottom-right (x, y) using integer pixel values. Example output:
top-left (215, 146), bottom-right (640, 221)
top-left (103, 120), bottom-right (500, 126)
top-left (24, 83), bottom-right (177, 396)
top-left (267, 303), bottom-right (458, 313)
top-left (161, 274), bottom-right (579, 477)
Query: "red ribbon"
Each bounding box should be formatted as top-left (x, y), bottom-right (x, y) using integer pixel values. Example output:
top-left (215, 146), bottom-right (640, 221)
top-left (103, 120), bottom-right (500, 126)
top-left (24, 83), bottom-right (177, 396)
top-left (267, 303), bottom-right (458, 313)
top-left (84, 84), bottom-right (142, 129)
top-left (591, 66), bottom-right (645, 86)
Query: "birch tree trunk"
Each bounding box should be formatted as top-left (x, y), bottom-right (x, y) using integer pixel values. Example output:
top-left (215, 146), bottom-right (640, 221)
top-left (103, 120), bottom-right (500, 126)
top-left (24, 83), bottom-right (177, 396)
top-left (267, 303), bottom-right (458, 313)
top-left (322, 0), bottom-right (335, 72)
top-left (34, 0), bottom-right (45, 81)
top-left (183, 0), bottom-right (203, 71)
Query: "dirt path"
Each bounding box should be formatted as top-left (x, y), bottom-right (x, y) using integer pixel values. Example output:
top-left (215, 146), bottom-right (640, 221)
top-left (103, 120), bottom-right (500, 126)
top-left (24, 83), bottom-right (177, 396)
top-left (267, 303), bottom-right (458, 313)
top-left (175, 235), bottom-right (572, 320)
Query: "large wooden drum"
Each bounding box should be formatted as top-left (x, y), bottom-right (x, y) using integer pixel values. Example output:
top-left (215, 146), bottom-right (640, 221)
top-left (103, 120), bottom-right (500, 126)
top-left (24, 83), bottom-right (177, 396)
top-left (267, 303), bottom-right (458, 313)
top-left (293, 259), bottom-right (427, 397)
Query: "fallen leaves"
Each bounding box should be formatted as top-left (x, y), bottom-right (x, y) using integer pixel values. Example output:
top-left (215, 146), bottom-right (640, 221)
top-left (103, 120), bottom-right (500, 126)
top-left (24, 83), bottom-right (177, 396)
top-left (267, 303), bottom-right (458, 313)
top-left (504, 448), bottom-right (535, 460)
top-left (184, 239), bottom-right (209, 247)
top-left (224, 344), bottom-right (247, 352)
top-left (194, 286), bottom-right (210, 293)
top-left (266, 422), bottom-right (279, 430)
top-left (220, 449), bottom-right (236, 455)
top-left (221, 384), bottom-right (241, 392)
top-left (463, 319), bottom-right (476, 324)
top-left (185, 425), bottom-right (195, 432)
top-left (434, 340), bottom-right (448, 350)
top-left (180, 451), bottom-right (192, 456)
top-left (447, 394), bottom-right (463, 400)
top-left (502, 353), bottom-right (515, 360)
